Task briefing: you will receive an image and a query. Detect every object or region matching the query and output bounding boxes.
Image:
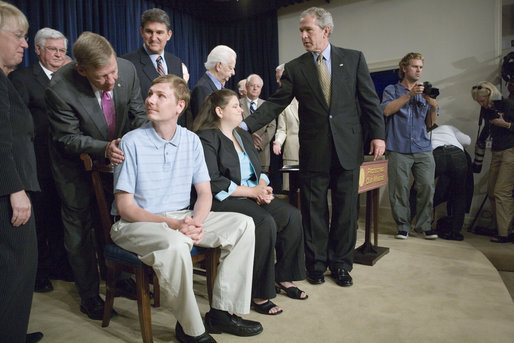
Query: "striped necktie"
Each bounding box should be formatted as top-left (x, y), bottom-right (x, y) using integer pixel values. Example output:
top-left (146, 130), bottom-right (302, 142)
top-left (156, 56), bottom-right (165, 76)
top-left (317, 54), bottom-right (331, 106)
top-left (250, 101), bottom-right (256, 114)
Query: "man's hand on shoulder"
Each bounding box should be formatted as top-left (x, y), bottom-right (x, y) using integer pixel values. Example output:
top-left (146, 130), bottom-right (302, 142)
top-left (106, 138), bottom-right (124, 165)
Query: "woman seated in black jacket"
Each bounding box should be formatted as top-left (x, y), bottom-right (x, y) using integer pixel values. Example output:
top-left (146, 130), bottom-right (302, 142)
top-left (194, 89), bottom-right (307, 315)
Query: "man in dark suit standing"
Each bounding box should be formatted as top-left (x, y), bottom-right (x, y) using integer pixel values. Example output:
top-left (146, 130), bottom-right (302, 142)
top-left (122, 8), bottom-right (186, 126)
top-left (191, 45), bottom-right (236, 122)
top-left (46, 32), bottom-right (146, 320)
top-left (243, 7), bottom-right (385, 287)
top-left (9, 27), bottom-right (72, 294)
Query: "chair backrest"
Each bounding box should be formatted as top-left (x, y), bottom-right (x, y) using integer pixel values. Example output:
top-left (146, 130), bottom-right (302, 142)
top-left (80, 154), bottom-right (115, 245)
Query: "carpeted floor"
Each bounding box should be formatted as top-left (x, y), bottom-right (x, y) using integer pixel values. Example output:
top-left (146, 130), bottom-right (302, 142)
top-left (27, 210), bottom-right (514, 343)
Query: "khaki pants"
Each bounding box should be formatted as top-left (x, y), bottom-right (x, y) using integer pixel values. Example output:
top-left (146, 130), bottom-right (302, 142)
top-left (111, 210), bottom-right (255, 336)
top-left (488, 147), bottom-right (514, 237)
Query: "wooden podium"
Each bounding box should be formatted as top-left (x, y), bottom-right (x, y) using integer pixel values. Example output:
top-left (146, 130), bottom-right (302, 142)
top-left (354, 159), bottom-right (389, 266)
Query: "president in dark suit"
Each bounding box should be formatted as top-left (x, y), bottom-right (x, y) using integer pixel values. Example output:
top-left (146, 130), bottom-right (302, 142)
top-left (9, 27), bottom-right (72, 293)
top-left (122, 8), bottom-right (186, 126)
top-left (243, 7), bottom-right (386, 287)
top-left (46, 32), bottom-right (146, 320)
top-left (191, 45), bottom-right (237, 121)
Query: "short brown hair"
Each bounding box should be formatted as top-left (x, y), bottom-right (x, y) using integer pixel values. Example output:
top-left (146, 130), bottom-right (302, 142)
top-left (141, 8), bottom-right (170, 30)
top-left (72, 32), bottom-right (116, 70)
top-left (151, 74), bottom-right (190, 110)
top-left (398, 52), bottom-right (423, 79)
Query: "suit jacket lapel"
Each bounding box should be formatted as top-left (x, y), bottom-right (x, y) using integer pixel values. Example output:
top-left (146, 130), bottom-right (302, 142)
top-left (75, 73), bottom-right (109, 140)
top-left (33, 63), bottom-right (50, 89)
top-left (139, 47), bottom-right (159, 85)
top-left (298, 52), bottom-right (328, 111)
top-left (330, 47), bottom-right (349, 109)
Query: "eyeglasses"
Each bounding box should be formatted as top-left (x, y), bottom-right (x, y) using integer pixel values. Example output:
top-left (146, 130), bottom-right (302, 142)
top-left (2, 30), bottom-right (29, 42)
top-left (44, 46), bottom-right (67, 54)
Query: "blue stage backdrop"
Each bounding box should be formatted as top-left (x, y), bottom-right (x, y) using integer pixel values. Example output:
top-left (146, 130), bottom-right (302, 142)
top-left (8, 0), bottom-right (279, 98)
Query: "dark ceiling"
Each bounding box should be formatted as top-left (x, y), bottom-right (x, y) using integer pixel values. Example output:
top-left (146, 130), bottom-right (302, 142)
top-left (158, 0), bottom-right (330, 22)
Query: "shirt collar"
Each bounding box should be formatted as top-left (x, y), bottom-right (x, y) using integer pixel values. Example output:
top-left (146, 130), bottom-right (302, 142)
top-left (143, 44), bottom-right (165, 64)
top-left (145, 121), bottom-right (181, 148)
top-left (312, 43), bottom-right (331, 63)
top-left (206, 71), bottom-right (223, 90)
top-left (39, 62), bottom-right (53, 79)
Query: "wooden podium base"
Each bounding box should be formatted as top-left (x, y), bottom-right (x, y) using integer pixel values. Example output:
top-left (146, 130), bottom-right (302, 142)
top-left (354, 242), bottom-right (389, 266)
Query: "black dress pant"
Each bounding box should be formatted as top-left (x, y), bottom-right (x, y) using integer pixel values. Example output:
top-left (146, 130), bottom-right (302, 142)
top-left (300, 151), bottom-right (359, 273)
top-left (0, 195), bottom-right (37, 343)
top-left (212, 197), bottom-right (305, 299)
top-left (32, 175), bottom-right (70, 280)
top-left (433, 145), bottom-right (468, 233)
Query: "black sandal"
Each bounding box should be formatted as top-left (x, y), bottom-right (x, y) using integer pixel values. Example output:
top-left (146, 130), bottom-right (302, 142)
top-left (275, 283), bottom-right (308, 300)
top-left (251, 300), bottom-right (283, 315)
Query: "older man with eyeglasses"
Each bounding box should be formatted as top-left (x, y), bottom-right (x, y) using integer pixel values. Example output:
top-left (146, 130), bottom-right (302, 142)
top-left (9, 27), bottom-right (73, 295)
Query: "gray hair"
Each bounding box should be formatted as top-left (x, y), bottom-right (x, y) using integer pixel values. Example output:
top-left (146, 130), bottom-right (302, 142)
top-left (300, 7), bottom-right (334, 35)
top-left (276, 64), bottom-right (285, 71)
top-left (246, 74), bottom-right (263, 85)
top-left (34, 27), bottom-right (67, 50)
top-left (141, 8), bottom-right (171, 31)
top-left (237, 79), bottom-right (246, 90)
top-left (204, 45), bottom-right (236, 70)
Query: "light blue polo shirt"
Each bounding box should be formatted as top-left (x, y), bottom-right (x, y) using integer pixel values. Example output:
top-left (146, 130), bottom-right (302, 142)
top-left (112, 122), bottom-right (210, 214)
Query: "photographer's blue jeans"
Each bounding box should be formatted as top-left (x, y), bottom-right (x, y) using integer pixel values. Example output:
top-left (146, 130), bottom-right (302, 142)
top-left (387, 151), bottom-right (435, 233)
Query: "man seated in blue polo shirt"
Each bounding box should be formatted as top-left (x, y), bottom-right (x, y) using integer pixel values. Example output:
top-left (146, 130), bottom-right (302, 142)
top-left (111, 74), bottom-right (263, 343)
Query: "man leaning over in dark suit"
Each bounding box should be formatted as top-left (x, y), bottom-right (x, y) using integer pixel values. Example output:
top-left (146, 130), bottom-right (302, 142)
top-left (9, 27), bottom-right (73, 294)
top-left (122, 8), bottom-right (187, 127)
top-left (191, 45), bottom-right (237, 122)
top-left (242, 7), bottom-right (386, 288)
top-left (46, 32), bottom-right (147, 320)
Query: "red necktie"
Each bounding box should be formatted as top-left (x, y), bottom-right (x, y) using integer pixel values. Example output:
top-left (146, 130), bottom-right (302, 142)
top-left (156, 56), bottom-right (165, 76)
top-left (101, 91), bottom-right (116, 140)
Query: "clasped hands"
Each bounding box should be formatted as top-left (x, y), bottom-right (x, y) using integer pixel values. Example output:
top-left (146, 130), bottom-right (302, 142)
top-left (253, 183), bottom-right (274, 205)
top-left (175, 215), bottom-right (204, 244)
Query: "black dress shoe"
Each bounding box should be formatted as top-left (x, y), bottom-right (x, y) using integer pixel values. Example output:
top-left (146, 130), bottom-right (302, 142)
top-left (175, 322), bottom-right (216, 343)
top-left (35, 277), bottom-right (53, 293)
top-left (80, 295), bottom-right (115, 320)
top-left (331, 268), bottom-right (353, 287)
top-left (306, 271), bottom-right (325, 285)
top-left (205, 309), bottom-right (262, 337)
top-left (26, 331), bottom-right (43, 343)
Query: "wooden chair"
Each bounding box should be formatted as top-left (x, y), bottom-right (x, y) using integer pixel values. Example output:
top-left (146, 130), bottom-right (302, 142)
top-left (80, 153), bottom-right (220, 343)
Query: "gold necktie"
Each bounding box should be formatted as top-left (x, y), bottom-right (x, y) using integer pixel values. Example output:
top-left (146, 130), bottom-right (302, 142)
top-left (317, 54), bottom-right (331, 106)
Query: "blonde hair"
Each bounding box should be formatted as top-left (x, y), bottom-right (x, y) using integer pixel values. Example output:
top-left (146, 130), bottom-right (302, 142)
top-left (72, 32), bottom-right (115, 70)
top-left (398, 52), bottom-right (424, 79)
top-left (470, 81), bottom-right (502, 109)
top-left (151, 74), bottom-right (190, 111)
top-left (0, 1), bottom-right (28, 32)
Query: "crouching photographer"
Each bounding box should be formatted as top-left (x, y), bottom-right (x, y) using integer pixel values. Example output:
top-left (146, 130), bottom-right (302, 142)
top-left (471, 81), bottom-right (514, 243)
